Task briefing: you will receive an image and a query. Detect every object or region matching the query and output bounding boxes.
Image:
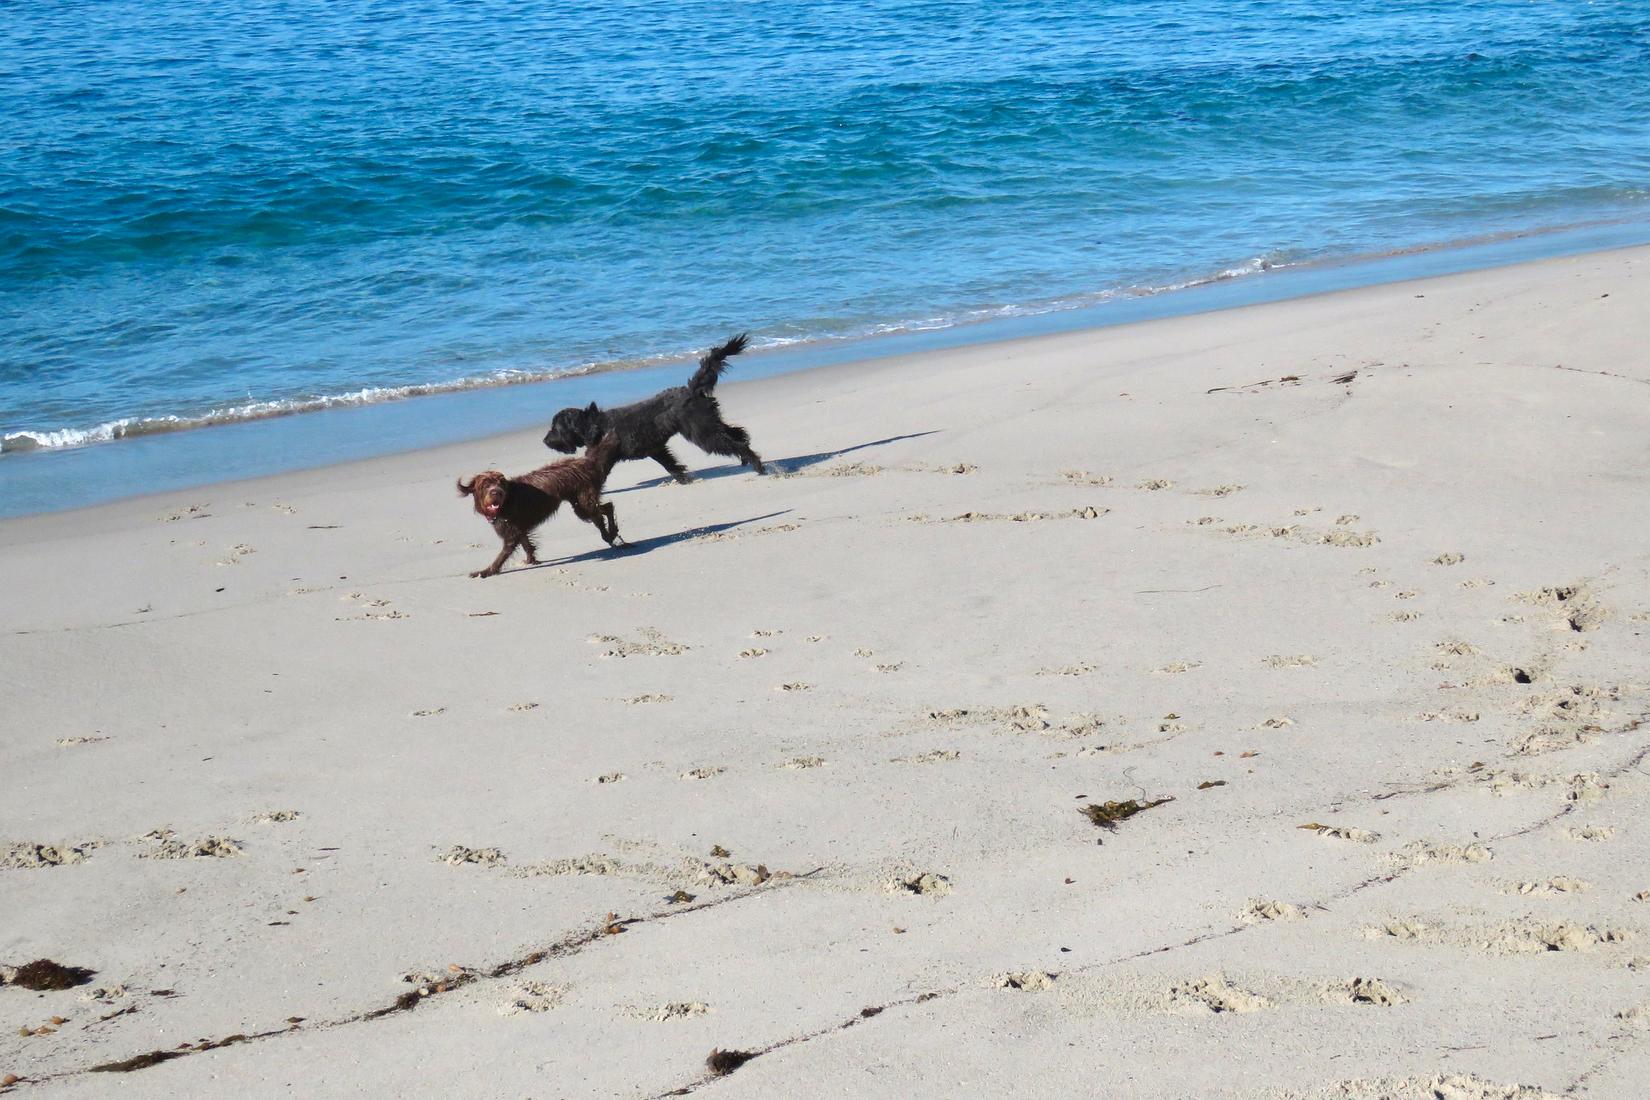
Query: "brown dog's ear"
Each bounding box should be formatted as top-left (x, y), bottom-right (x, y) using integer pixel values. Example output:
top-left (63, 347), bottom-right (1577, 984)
top-left (457, 476), bottom-right (475, 496)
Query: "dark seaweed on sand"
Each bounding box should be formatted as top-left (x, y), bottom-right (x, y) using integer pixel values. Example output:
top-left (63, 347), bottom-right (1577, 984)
top-left (1079, 797), bottom-right (1174, 830)
top-left (5, 960), bottom-right (96, 991)
top-left (706, 1048), bottom-right (758, 1076)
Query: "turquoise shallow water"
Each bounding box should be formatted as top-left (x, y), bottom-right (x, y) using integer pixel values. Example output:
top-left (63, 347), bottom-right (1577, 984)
top-left (2, 1), bottom-right (1648, 473)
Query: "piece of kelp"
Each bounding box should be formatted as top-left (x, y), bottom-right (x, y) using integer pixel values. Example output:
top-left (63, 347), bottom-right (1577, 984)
top-left (1079, 797), bottom-right (1174, 830)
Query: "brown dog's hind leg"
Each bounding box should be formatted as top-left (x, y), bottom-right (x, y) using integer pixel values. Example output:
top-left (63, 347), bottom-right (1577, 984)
top-left (571, 500), bottom-right (608, 547)
top-left (519, 534), bottom-right (539, 565)
top-left (599, 501), bottom-right (624, 546)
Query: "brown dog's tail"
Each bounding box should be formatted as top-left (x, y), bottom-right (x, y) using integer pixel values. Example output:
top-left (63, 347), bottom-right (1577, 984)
top-left (687, 333), bottom-right (749, 398)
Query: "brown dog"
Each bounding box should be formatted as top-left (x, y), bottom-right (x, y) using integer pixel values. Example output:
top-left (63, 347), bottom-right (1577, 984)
top-left (457, 434), bottom-right (625, 578)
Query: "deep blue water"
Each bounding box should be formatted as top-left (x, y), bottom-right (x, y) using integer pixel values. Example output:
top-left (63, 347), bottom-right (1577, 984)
top-left (2, 0), bottom-right (1648, 460)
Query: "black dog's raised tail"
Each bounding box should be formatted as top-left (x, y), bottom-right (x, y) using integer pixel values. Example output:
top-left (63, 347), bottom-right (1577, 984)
top-left (687, 333), bottom-right (749, 397)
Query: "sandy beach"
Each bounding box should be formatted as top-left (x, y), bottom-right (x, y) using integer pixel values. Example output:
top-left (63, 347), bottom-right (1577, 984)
top-left (3, 245), bottom-right (1648, 1097)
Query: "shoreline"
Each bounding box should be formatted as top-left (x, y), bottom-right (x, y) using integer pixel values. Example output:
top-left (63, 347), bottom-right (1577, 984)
top-left (4, 214), bottom-right (1649, 520)
top-left (3, 243), bottom-right (1647, 1096)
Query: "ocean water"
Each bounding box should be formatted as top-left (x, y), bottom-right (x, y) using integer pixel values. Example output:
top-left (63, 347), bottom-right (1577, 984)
top-left (2, 0), bottom-right (1648, 466)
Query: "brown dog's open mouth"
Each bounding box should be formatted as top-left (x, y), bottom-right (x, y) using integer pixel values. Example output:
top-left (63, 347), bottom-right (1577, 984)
top-left (481, 502), bottom-right (501, 518)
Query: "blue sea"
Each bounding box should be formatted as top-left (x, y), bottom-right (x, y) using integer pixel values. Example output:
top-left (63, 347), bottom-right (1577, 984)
top-left (2, 1), bottom-right (1648, 510)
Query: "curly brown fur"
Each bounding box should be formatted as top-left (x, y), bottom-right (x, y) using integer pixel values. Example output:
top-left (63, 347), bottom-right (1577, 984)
top-left (456, 434), bottom-right (625, 578)
top-left (542, 333), bottom-right (766, 482)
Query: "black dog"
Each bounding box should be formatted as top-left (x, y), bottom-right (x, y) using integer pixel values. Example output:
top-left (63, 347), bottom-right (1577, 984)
top-left (542, 333), bottom-right (766, 483)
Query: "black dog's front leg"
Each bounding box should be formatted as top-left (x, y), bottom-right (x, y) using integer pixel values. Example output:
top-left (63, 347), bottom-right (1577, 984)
top-left (652, 446), bottom-right (692, 484)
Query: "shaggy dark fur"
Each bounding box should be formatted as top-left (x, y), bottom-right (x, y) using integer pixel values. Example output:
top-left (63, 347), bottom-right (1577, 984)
top-left (456, 434), bottom-right (624, 578)
top-left (542, 333), bottom-right (765, 482)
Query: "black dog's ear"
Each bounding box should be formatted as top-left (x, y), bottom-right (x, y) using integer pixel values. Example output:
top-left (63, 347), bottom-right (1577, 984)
top-left (585, 402), bottom-right (599, 417)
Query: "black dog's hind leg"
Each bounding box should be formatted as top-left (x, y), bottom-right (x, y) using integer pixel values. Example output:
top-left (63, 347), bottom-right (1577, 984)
top-left (651, 445), bottom-right (692, 484)
top-left (686, 422), bottom-right (766, 474)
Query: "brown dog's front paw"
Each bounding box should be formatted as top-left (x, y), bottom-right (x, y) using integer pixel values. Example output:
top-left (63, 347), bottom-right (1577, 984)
top-left (469, 568), bottom-right (496, 579)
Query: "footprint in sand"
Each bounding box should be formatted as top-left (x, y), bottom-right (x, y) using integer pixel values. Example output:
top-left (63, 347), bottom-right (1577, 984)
top-left (1238, 899), bottom-right (1306, 923)
top-left (891, 749), bottom-right (960, 764)
top-left (888, 872), bottom-right (952, 896)
top-left (1414, 709), bottom-right (1480, 724)
top-left (1325, 977), bottom-right (1406, 1007)
top-left (929, 507), bottom-right (1104, 524)
top-left (440, 845), bottom-right (506, 867)
top-left (140, 831), bottom-right (243, 859)
top-left (1516, 584), bottom-right (1608, 632)
top-left (591, 628), bottom-right (688, 657)
top-left (593, 772), bottom-right (625, 784)
top-left (1263, 654), bottom-right (1318, 669)
top-left (1163, 976), bottom-right (1270, 1014)
top-left (681, 766), bottom-right (725, 780)
top-left (2, 842), bottom-right (99, 869)
top-left (631, 1001), bottom-right (712, 1022)
top-left (1217, 522), bottom-right (1379, 548)
top-left (622, 694), bottom-right (673, 705)
top-left (1503, 877), bottom-right (1590, 897)
top-left (1038, 663), bottom-right (1096, 677)
top-left (1059, 470), bottom-right (1112, 487)
top-left (1137, 479), bottom-right (1175, 491)
top-left (738, 647), bottom-right (768, 658)
top-left (1298, 822), bottom-right (1379, 843)
top-left (1432, 552), bottom-right (1466, 566)
top-left (1566, 825), bottom-right (1615, 842)
top-left (248, 810), bottom-right (301, 824)
top-left (411, 707), bottom-right (446, 718)
top-left (55, 736), bottom-right (110, 748)
top-left (776, 682), bottom-right (814, 693)
top-left (498, 982), bottom-right (564, 1015)
top-left (1188, 484), bottom-right (1244, 497)
top-left (995, 971), bottom-right (1057, 991)
top-left (689, 522), bottom-right (800, 544)
top-left (1156, 660), bottom-right (1200, 675)
top-left (778, 756), bottom-right (824, 770)
top-left (216, 544), bottom-right (256, 566)
top-left (1382, 840), bottom-right (1491, 869)
top-left (507, 702), bottom-right (539, 712)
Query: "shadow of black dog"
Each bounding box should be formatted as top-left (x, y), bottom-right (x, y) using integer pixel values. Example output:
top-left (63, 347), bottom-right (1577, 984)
top-left (607, 431), bottom-right (940, 494)
top-left (521, 510), bottom-right (796, 571)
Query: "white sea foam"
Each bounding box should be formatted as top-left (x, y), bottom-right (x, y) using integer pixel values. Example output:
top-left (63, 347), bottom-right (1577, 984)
top-left (0, 248), bottom-right (1376, 458)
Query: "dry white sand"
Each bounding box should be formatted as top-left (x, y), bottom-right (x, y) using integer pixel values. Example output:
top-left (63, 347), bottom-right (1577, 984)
top-left (3, 246), bottom-right (1648, 1098)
